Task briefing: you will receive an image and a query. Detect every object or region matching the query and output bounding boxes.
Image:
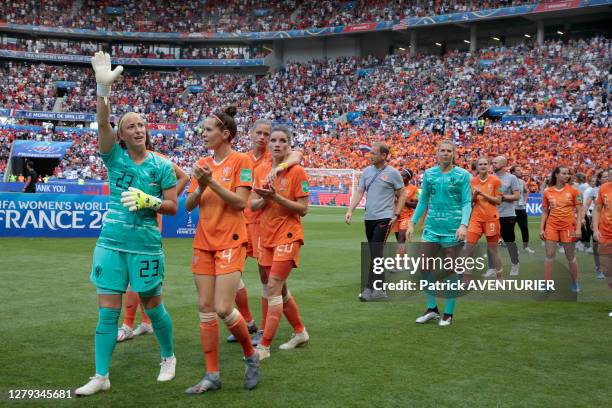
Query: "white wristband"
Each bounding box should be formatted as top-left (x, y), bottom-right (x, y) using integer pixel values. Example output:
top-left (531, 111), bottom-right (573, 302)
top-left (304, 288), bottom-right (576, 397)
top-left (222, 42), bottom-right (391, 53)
top-left (97, 83), bottom-right (111, 97)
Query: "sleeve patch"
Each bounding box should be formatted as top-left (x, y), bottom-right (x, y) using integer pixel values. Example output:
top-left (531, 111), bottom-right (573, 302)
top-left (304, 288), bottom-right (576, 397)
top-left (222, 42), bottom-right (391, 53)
top-left (301, 181), bottom-right (309, 193)
top-left (240, 168), bottom-right (253, 183)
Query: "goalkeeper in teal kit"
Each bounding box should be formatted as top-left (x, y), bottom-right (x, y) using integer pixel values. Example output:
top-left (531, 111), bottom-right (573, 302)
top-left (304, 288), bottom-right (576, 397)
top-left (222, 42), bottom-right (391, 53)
top-left (76, 52), bottom-right (179, 396)
top-left (407, 140), bottom-right (472, 327)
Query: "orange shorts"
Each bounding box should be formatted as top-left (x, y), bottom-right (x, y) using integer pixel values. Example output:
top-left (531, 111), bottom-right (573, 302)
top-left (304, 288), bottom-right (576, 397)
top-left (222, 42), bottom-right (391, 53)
top-left (259, 241), bottom-right (301, 269)
top-left (468, 219), bottom-right (500, 237)
top-left (192, 246), bottom-right (247, 276)
top-left (544, 225), bottom-right (577, 243)
top-left (246, 223), bottom-right (261, 258)
top-left (392, 215), bottom-right (411, 233)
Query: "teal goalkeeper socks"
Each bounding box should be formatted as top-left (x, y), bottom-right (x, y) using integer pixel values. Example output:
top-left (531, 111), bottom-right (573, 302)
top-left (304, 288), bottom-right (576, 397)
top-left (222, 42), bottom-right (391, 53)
top-left (426, 292), bottom-right (438, 310)
top-left (95, 308), bottom-right (120, 376)
top-left (424, 272), bottom-right (438, 309)
top-left (444, 274), bottom-right (459, 315)
top-left (144, 303), bottom-right (174, 358)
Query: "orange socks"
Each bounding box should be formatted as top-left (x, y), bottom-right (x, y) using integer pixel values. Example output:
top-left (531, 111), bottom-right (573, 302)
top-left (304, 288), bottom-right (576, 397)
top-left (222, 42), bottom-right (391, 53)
top-left (260, 296), bottom-right (268, 331)
top-left (261, 295), bottom-right (283, 347)
top-left (199, 312), bottom-right (219, 373)
top-left (223, 309), bottom-right (255, 357)
top-left (283, 293), bottom-right (304, 334)
top-left (140, 304), bottom-right (151, 325)
top-left (124, 289), bottom-right (139, 327)
top-left (235, 280), bottom-right (254, 324)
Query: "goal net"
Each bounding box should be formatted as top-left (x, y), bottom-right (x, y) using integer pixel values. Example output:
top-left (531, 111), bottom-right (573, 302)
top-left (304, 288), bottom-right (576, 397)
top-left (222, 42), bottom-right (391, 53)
top-left (304, 168), bottom-right (364, 208)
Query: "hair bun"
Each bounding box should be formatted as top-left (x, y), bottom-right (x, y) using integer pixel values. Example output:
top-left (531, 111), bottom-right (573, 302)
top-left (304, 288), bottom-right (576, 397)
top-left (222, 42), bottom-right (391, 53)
top-left (224, 106), bottom-right (237, 118)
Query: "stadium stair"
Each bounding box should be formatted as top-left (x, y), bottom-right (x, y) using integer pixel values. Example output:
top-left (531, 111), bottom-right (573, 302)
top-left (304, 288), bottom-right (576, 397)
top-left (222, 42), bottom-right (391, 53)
top-left (52, 97), bottom-right (63, 112)
top-left (70, 0), bottom-right (84, 18)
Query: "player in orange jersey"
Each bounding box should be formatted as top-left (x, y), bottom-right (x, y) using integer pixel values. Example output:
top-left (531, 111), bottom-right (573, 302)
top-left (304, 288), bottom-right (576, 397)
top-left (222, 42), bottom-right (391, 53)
top-left (392, 168), bottom-right (419, 256)
top-left (250, 125), bottom-right (309, 361)
top-left (592, 168), bottom-right (612, 316)
top-left (184, 106), bottom-right (259, 393)
top-left (465, 158), bottom-right (503, 280)
top-left (540, 166), bottom-right (583, 292)
top-left (117, 131), bottom-right (189, 342)
top-left (229, 119), bottom-right (303, 345)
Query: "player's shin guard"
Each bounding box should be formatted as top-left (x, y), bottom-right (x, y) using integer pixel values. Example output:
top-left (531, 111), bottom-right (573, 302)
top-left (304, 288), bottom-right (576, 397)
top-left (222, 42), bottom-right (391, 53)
top-left (144, 303), bottom-right (174, 358)
top-left (199, 312), bottom-right (219, 373)
top-left (95, 308), bottom-right (120, 376)
top-left (124, 289), bottom-right (139, 327)
top-left (283, 292), bottom-right (305, 334)
top-left (235, 280), bottom-right (254, 323)
top-left (222, 309), bottom-right (255, 357)
top-left (261, 296), bottom-right (283, 347)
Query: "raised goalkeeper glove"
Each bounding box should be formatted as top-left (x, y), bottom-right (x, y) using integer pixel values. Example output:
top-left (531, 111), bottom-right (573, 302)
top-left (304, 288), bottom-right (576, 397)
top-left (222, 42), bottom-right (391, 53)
top-left (121, 187), bottom-right (162, 212)
top-left (91, 51), bottom-right (123, 97)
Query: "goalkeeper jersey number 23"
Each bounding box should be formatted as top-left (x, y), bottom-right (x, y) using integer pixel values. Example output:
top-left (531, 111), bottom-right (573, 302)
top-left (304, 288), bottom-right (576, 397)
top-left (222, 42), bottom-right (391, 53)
top-left (97, 143), bottom-right (177, 255)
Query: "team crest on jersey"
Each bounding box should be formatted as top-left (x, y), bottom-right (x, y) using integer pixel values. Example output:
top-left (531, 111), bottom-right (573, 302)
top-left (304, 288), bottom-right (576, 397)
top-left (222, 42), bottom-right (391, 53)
top-left (150, 170), bottom-right (158, 180)
top-left (220, 166), bottom-right (232, 182)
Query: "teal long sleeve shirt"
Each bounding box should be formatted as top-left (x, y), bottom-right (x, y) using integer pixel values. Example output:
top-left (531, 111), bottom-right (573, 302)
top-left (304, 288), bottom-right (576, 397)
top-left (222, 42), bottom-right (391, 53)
top-left (411, 165), bottom-right (472, 237)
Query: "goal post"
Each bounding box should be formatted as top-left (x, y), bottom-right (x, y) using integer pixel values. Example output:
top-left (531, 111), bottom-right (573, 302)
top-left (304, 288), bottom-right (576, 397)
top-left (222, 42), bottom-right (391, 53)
top-left (304, 168), bottom-right (364, 208)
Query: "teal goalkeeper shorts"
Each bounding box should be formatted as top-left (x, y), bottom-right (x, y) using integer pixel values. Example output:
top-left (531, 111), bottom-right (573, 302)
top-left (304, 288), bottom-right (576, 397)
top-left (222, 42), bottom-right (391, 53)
top-left (90, 245), bottom-right (165, 293)
top-left (422, 229), bottom-right (462, 248)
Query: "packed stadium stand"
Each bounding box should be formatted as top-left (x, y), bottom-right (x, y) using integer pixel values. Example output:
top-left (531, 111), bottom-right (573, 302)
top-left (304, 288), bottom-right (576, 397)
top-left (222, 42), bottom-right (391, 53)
top-left (0, 39), bottom-right (267, 60)
top-left (2, 1), bottom-right (541, 33)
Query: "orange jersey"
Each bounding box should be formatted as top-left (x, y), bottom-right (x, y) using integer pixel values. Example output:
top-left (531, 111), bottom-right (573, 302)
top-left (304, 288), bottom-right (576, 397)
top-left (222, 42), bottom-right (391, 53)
top-left (256, 164), bottom-right (309, 248)
top-left (542, 184), bottom-right (582, 229)
top-left (400, 185), bottom-right (419, 219)
top-left (244, 149), bottom-right (272, 225)
top-left (470, 175), bottom-right (502, 222)
top-left (188, 152), bottom-right (253, 251)
top-left (595, 182), bottom-right (612, 240)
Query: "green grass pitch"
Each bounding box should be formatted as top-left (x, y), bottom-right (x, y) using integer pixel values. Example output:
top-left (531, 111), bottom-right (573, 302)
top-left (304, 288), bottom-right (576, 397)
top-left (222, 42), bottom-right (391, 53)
top-left (1, 207), bottom-right (611, 407)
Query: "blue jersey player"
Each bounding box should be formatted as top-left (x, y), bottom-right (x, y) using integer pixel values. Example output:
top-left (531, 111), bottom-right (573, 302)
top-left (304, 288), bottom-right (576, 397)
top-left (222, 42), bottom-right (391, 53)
top-left (76, 52), bottom-right (178, 396)
top-left (408, 140), bottom-right (472, 326)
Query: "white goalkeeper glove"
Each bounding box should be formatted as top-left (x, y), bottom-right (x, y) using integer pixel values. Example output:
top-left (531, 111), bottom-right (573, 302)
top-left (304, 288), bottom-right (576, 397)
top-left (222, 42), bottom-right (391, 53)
top-left (121, 187), bottom-right (162, 212)
top-left (90, 51), bottom-right (123, 97)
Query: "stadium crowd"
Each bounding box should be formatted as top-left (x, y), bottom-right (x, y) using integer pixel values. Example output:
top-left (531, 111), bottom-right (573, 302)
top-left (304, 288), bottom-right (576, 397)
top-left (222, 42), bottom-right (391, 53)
top-left (3, 0), bottom-right (540, 33)
top-left (0, 38), bottom-right (266, 60)
top-left (1, 37), bottom-right (609, 122)
top-left (1, 37), bottom-right (609, 187)
top-left (1, 115), bottom-right (609, 191)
